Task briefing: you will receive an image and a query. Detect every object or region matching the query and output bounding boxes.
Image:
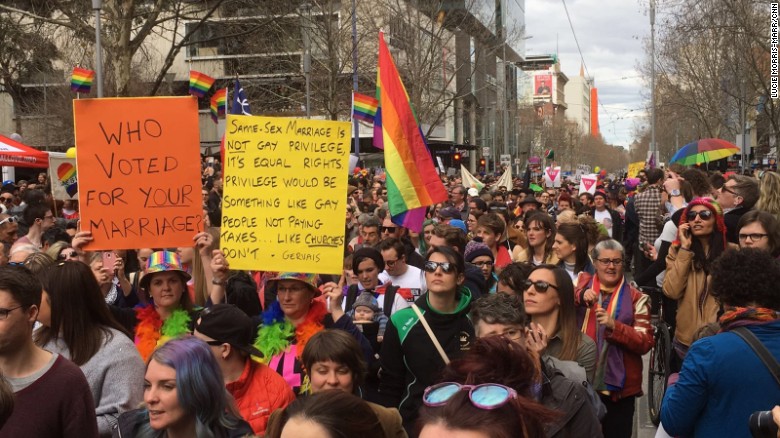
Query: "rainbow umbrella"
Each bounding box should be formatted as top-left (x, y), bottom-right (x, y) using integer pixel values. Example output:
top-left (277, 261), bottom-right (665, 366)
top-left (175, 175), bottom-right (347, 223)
top-left (670, 138), bottom-right (740, 165)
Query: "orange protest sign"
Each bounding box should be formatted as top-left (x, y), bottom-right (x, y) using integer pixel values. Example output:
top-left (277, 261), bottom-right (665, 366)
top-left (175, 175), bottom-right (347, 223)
top-left (74, 97), bottom-right (203, 250)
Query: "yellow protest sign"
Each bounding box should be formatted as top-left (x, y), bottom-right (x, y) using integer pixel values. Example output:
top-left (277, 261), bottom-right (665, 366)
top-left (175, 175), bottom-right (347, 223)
top-left (221, 115), bottom-right (350, 274)
top-left (627, 161), bottom-right (645, 178)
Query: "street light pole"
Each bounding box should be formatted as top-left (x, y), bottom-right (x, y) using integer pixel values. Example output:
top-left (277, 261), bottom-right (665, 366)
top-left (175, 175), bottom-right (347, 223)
top-left (650, 0), bottom-right (656, 165)
top-left (92, 0), bottom-right (104, 98)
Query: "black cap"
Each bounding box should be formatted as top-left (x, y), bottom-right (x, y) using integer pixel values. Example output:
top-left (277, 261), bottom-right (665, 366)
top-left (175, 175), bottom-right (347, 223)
top-left (195, 304), bottom-right (263, 358)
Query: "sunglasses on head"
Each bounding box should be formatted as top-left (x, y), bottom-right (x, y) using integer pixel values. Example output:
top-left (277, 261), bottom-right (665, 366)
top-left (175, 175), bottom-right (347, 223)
top-left (0, 197), bottom-right (12, 203)
top-left (423, 261), bottom-right (457, 274)
top-left (523, 279), bottom-right (558, 293)
top-left (0, 216), bottom-right (16, 226)
top-left (423, 382), bottom-right (517, 410)
top-left (686, 209), bottom-right (713, 221)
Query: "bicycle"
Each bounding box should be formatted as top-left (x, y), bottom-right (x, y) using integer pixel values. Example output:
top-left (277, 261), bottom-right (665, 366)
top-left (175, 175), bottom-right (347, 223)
top-left (640, 286), bottom-right (672, 426)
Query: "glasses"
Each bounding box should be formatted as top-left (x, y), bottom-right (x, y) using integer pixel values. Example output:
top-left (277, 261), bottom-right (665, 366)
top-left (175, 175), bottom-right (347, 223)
top-left (595, 258), bottom-right (624, 267)
top-left (0, 197), bottom-right (12, 203)
top-left (686, 210), bottom-right (713, 221)
top-left (720, 185), bottom-right (738, 196)
top-left (496, 328), bottom-right (525, 341)
top-left (423, 261), bottom-right (457, 274)
top-left (384, 258), bottom-right (401, 267)
top-left (423, 382), bottom-right (517, 410)
top-left (381, 226), bottom-right (397, 233)
top-left (739, 233), bottom-right (768, 242)
top-left (472, 260), bottom-right (494, 268)
top-left (0, 217), bottom-right (16, 226)
top-left (277, 285), bottom-right (308, 294)
top-left (0, 305), bottom-right (22, 320)
top-left (523, 279), bottom-right (558, 293)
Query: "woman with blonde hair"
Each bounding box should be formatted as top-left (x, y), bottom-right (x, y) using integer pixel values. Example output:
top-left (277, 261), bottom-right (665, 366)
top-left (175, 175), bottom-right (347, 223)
top-left (755, 171), bottom-right (780, 222)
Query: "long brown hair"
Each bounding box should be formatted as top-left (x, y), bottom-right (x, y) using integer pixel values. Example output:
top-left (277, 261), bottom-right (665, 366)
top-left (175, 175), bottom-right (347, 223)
top-left (34, 261), bottom-right (129, 366)
top-left (523, 211), bottom-right (556, 264)
top-left (531, 265), bottom-right (581, 361)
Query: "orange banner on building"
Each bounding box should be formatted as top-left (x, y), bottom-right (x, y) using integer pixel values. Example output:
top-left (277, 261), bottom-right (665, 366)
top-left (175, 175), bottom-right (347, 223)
top-left (74, 97), bottom-right (203, 250)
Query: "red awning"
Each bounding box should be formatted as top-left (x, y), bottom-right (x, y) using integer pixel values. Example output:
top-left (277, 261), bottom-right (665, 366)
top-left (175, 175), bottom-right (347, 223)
top-left (0, 135), bottom-right (49, 168)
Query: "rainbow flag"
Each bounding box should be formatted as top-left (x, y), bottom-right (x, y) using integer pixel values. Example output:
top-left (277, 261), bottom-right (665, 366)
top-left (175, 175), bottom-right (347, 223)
top-left (210, 89), bottom-right (226, 123)
top-left (189, 71), bottom-right (215, 98)
top-left (373, 69), bottom-right (383, 149)
top-left (352, 92), bottom-right (378, 124)
top-left (70, 67), bottom-right (95, 93)
top-left (377, 32), bottom-right (448, 232)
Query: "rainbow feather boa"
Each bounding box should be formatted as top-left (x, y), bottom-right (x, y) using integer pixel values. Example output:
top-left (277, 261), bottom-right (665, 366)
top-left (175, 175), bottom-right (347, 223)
top-left (134, 305), bottom-right (191, 362)
top-left (254, 299), bottom-right (327, 363)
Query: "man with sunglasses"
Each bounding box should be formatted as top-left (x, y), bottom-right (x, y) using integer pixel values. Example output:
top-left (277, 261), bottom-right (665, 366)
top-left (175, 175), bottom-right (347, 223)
top-left (378, 238), bottom-right (425, 299)
top-left (717, 174), bottom-right (759, 244)
top-left (577, 239), bottom-right (653, 438)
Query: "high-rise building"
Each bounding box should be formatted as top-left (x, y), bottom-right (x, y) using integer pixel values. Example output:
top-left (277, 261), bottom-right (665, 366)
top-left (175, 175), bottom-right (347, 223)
top-left (564, 64), bottom-right (592, 135)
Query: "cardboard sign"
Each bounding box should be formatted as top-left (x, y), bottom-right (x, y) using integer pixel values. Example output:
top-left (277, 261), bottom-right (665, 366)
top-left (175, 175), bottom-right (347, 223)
top-left (579, 174), bottom-right (598, 195)
top-left (222, 115), bottom-right (350, 274)
top-left (49, 157), bottom-right (78, 200)
top-left (544, 166), bottom-right (561, 187)
top-left (74, 97), bottom-right (203, 249)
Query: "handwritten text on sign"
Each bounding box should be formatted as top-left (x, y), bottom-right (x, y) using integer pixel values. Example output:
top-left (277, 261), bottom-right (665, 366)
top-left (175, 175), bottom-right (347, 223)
top-left (222, 115), bottom-right (349, 274)
top-left (73, 97), bottom-right (203, 250)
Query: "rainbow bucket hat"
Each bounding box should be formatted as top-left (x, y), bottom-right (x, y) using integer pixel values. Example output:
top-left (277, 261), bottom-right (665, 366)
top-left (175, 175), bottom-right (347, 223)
top-left (140, 250), bottom-right (192, 290)
top-left (267, 272), bottom-right (321, 297)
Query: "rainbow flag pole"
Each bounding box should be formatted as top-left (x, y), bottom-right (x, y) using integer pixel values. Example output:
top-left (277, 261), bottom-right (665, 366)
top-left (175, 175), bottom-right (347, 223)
top-left (377, 31), bottom-right (448, 232)
top-left (189, 71), bottom-right (216, 98)
top-left (71, 67), bottom-right (95, 94)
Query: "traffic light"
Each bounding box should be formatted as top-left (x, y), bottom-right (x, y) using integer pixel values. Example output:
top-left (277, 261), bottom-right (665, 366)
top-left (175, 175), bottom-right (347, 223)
top-left (480, 157), bottom-right (486, 167)
top-left (453, 152), bottom-right (461, 164)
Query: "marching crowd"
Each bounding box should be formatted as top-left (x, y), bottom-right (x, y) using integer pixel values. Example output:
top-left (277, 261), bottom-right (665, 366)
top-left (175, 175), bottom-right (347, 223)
top-left (0, 160), bottom-right (777, 438)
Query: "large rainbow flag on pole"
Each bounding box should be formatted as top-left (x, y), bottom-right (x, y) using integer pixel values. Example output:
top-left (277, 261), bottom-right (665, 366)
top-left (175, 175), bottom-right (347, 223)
top-left (377, 32), bottom-right (448, 232)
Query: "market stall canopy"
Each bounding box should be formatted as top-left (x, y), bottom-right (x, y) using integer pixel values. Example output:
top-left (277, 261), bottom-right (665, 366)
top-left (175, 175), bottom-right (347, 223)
top-left (0, 135), bottom-right (49, 168)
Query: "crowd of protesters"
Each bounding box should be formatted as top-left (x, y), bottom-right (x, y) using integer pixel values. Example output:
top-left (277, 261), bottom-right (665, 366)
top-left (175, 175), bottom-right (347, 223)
top-left (0, 159), bottom-right (777, 438)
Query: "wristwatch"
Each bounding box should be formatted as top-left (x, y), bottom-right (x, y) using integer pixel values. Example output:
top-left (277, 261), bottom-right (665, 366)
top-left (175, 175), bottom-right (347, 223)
top-left (669, 189), bottom-right (681, 197)
top-left (211, 278), bottom-right (225, 286)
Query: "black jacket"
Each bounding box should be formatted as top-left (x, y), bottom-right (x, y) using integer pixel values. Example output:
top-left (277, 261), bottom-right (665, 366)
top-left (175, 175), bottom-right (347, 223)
top-left (590, 207), bottom-right (624, 242)
top-left (378, 289), bottom-right (474, 433)
top-left (541, 362), bottom-right (604, 438)
top-left (724, 205), bottom-right (749, 244)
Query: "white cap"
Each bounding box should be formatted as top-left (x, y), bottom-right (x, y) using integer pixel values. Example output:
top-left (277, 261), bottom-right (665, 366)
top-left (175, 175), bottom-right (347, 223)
top-left (467, 188), bottom-right (479, 197)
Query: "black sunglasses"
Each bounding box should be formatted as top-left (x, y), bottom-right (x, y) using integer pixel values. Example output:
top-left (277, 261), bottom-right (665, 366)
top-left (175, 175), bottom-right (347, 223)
top-left (523, 279), bottom-right (558, 293)
top-left (57, 251), bottom-right (79, 261)
top-left (381, 226), bottom-right (397, 233)
top-left (423, 261), bottom-right (457, 274)
top-left (686, 210), bottom-right (713, 221)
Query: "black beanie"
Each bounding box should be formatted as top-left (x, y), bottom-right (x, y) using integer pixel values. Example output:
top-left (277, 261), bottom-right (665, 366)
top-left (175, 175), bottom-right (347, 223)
top-left (352, 247), bottom-right (385, 272)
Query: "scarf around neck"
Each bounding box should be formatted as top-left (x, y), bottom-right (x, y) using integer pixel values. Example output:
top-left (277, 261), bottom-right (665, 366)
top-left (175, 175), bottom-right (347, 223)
top-left (579, 274), bottom-right (634, 393)
top-left (719, 306), bottom-right (779, 332)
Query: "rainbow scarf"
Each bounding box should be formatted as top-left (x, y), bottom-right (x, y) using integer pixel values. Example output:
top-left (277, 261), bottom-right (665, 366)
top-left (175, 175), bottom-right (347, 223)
top-left (134, 305), bottom-right (191, 362)
top-left (377, 32), bottom-right (448, 232)
top-left (579, 274), bottom-right (633, 393)
top-left (719, 307), bottom-right (779, 332)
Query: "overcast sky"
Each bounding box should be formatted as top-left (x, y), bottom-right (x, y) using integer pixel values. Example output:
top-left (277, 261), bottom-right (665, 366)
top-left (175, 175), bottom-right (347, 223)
top-left (525, 0), bottom-right (651, 149)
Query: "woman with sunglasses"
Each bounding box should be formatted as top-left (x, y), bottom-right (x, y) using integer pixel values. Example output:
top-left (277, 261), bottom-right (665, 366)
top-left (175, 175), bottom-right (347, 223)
top-left (379, 245), bottom-right (474, 434)
top-left (45, 241), bottom-right (79, 262)
top-left (512, 211), bottom-right (558, 266)
top-left (417, 337), bottom-right (558, 438)
top-left (662, 197), bottom-right (728, 366)
top-left (524, 265), bottom-right (596, 383)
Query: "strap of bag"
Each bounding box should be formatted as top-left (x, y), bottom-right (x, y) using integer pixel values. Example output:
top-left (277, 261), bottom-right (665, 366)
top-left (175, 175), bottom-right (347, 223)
top-left (732, 326), bottom-right (780, 387)
top-left (411, 304), bottom-right (450, 365)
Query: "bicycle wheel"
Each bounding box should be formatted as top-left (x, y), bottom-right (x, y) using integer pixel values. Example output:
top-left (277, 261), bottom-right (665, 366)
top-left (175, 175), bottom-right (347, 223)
top-left (647, 322), bottom-right (671, 426)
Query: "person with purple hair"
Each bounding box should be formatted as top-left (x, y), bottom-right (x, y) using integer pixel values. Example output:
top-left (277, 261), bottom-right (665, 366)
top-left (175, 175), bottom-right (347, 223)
top-left (114, 337), bottom-right (252, 437)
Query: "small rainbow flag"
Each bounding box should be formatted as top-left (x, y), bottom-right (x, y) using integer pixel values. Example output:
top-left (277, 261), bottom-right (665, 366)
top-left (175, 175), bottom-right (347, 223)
top-left (377, 32), bottom-right (448, 232)
top-left (70, 67), bottom-right (95, 93)
top-left (189, 71), bottom-right (215, 98)
top-left (352, 92), bottom-right (378, 124)
top-left (210, 89), bottom-right (227, 123)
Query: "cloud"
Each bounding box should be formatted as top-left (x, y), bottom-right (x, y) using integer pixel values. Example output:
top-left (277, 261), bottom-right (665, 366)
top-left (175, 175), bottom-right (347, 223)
top-left (525, 0), bottom-right (650, 148)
